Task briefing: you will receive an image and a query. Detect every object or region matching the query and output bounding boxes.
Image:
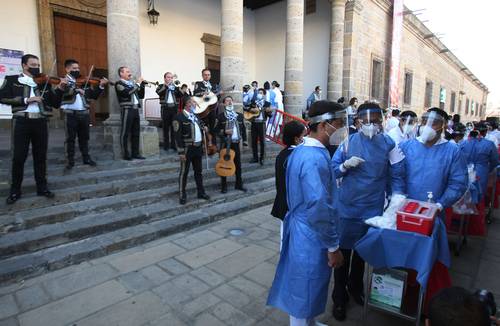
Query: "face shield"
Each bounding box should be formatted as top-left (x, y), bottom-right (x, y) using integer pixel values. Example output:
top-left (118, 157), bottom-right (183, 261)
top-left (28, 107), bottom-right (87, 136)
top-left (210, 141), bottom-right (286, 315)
top-left (420, 111), bottom-right (445, 142)
top-left (358, 109), bottom-right (383, 139)
top-left (401, 115), bottom-right (418, 137)
top-left (309, 109), bottom-right (347, 146)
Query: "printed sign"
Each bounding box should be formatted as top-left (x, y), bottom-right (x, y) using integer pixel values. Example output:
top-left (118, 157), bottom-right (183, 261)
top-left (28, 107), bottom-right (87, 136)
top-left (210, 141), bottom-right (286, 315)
top-left (0, 48), bottom-right (24, 119)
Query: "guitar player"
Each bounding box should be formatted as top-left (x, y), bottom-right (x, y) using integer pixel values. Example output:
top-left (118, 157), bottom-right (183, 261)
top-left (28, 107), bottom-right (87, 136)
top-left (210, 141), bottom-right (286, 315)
top-left (193, 68), bottom-right (220, 142)
top-left (244, 88), bottom-right (270, 165)
top-left (214, 96), bottom-right (247, 194)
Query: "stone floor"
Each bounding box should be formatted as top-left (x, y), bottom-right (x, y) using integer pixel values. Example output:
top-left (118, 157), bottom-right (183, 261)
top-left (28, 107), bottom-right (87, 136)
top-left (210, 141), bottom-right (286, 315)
top-left (0, 205), bottom-right (498, 326)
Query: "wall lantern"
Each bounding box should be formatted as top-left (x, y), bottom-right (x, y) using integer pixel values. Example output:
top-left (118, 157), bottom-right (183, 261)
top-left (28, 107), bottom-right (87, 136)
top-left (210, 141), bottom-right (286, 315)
top-left (147, 0), bottom-right (160, 25)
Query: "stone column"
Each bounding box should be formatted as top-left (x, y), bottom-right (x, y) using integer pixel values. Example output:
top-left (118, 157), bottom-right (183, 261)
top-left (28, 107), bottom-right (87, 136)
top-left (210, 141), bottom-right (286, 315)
top-left (284, 0), bottom-right (304, 117)
top-left (105, 0), bottom-right (159, 159)
top-left (220, 0), bottom-right (244, 111)
top-left (327, 0), bottom-right (346, 101)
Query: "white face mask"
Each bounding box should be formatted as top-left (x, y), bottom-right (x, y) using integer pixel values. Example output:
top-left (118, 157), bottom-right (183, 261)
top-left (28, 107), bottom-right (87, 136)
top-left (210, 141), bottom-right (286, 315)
top-left (420, 125), bottom-right (437, 143)
top-left (360, 123), bottom-right (379, 139)
top-left (226, 105), bottom-right (234, 111)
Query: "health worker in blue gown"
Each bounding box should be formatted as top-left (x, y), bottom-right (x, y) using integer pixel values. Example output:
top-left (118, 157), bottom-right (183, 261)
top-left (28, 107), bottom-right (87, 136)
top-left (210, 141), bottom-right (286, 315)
top-left (459, 121), bottom-right (499, 200)
top-left (330, 102), bottom-right (405, 321)
top-left (392, 107), bottom-right (468, 212)
top-left (267, 101), bottom-right (345, 326)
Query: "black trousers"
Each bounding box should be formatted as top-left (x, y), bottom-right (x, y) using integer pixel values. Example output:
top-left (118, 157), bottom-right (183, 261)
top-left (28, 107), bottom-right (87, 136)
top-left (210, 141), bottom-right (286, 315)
top-left (64, 112), bottom-right (90, 163)
top-left (332, 249), bottom-right (365, 305)
top-left (251, 121), bottom-right (265, 161)
top-left (220, 142), bottom-right (243, 189)
top-left (179, 145), bottom-right (205, 197)
top-left (161, 105), bottom-right (177, 150)
top-left (10, 117), bottom-right (49, 195)
top-left (120, 108), bottom-right (140, 158)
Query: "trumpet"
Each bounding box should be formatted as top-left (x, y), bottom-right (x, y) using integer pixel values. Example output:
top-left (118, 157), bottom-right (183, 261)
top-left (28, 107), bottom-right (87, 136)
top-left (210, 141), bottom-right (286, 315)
top-left (172, 73), bottom-right (181, 86)
top-left (143, 80), bottom-right (160, 87)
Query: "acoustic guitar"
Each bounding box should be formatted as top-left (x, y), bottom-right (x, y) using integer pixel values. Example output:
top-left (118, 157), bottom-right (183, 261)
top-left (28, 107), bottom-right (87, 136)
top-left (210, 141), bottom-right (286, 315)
top-left (244, 105), bottom-right (261, 121)
top-left (193, 85), bottom-right (235, 119)
top-left (215, 129), bottom-right (236, 177)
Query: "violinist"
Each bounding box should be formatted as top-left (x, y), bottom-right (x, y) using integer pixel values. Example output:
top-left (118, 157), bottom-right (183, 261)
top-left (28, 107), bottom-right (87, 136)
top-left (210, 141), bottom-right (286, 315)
top-left (115, 66), bottom-right (147, 160)
top-left (0, 54), bottom-right (66, 205)
top-left (61, 59), bottom-right (108, 169)
top-left (156, 72), bottom-right (180, 152)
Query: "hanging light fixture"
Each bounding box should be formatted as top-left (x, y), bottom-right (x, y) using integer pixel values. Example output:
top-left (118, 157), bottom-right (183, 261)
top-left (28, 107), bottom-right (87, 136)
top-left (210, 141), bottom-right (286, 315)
top-left (147, 0), bottom-right (160, 25)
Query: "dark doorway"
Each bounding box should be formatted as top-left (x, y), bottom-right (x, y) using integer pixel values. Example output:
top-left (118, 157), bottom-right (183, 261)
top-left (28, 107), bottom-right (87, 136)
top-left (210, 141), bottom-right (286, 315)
top-left (207, 59), bottom-right (220, 85)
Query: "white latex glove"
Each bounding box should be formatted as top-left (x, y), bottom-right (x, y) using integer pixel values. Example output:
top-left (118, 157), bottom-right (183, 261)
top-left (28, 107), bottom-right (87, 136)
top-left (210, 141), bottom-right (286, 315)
top-left (343, 156), bottom-right (365, 170)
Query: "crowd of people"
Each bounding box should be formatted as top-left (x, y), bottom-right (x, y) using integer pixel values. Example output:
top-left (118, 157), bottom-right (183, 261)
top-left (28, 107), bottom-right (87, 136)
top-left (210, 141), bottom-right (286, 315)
top-left (268, 98), bottom-right (499, 325)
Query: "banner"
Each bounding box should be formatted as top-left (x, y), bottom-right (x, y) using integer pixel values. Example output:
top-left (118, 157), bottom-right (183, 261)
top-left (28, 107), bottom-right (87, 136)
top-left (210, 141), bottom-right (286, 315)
top-left (0, 48), bottom-right (24, 119)
top-left (388, 0), bottom-right (404, 108)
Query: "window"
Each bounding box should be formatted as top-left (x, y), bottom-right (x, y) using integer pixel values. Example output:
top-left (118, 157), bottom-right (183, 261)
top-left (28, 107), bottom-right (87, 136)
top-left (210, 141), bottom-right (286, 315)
top-left (465, 98), bottom-right (469, 115)
top-left (439, 87), bottom-right (446, 110)
top-left (476, 103), bottom-right (479, 116)
top-left (424, 81), bottom-right (433, 107)
top-left (371, 59), bottom-right (383, 101)
top-left (450, 91), bottom-right (456, 113)
top-left (458, 98), bottom-right (462, 114)
top-left (403, 72), bottom-right (413, 105)
top-left (306, 0), bottom-right (316, 15)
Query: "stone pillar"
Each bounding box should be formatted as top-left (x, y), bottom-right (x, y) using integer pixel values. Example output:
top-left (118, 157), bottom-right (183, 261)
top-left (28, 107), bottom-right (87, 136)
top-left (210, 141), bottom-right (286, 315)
top-left (105, 0), bottom-right (159, 159)
top-left (220, 0), bottom-right (244, 111)
top-left (284, 0), bottom-right (304, 117)
top-left (327, 0), bottom-right (346, 101)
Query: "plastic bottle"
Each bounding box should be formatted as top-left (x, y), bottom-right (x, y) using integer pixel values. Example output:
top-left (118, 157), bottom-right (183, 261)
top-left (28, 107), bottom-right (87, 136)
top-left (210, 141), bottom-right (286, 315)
top-left (427, 192), bottom-right (434, 203)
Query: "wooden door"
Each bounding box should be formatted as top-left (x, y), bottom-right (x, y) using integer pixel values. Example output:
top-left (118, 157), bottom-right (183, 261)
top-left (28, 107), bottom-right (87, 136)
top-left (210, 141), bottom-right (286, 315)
top-left (207, 59), bottom-right (220, 85)
top-left (54, 15), bottom-right (108, 122)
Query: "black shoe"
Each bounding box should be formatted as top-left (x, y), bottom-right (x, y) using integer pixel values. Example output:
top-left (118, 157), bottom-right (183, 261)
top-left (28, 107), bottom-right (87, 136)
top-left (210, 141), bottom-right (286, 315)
top-left (250, 159), bottom-right (258, 163)
top-left (6, 193), bottom-right (20, 205)
top-left (123, 156), bottom-right (132, 161)
top-left (37, 190), bottom-right (55, 199)
top-left (132, 155), bottom-right (146, 160)
top-left (348, 290), bottom-right (365, 306)
top-left (235, 186), bottom-right (247, 192)
top-left (198, 193), bottom-right (210, 200)
top-left (332, 303), bottom-right (346, 321)
top-left (259, 159), bottom-right (264, 166)
top-left (83, 158), bottom-right (97, 166)
top-left (65, 161), bottom-right (74, 170)
top-left (179, 197), bottom-right (186, 205)
top-left (221, 187), bottom-right (227, 194)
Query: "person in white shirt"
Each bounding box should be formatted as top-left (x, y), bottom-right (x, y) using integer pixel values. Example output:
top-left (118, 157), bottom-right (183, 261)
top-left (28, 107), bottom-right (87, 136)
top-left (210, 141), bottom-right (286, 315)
top-left (387, 110), bottom-right (417, 145)
top-left (271, 81), bottom-right (283, 110)
top-left (0, 54), bottom-right (66, 204)
top-left (60, 59), bottom-right (107, 169)
top-left (173, 97), bottom-right (210, 205)
top-left (385, 108), bottom-right (400, 132)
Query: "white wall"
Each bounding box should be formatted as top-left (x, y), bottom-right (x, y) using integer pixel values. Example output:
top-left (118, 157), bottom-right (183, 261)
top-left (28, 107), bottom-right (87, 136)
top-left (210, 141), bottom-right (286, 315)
top-left (0, 0), bottom-right (40, 118)
top-left (254, 0), bottom-right (331, 106)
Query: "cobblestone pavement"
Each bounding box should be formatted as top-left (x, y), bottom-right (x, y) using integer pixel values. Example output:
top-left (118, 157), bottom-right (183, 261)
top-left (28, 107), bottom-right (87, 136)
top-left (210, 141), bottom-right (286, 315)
top-left (0, 205), bottom-right (498, 326)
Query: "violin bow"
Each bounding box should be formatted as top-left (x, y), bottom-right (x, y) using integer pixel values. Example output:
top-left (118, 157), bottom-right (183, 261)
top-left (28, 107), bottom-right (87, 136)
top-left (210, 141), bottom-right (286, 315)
top-left (83, 65), bottom-right (95, 90)
top-left (40, 59), bottom-right (57, 96)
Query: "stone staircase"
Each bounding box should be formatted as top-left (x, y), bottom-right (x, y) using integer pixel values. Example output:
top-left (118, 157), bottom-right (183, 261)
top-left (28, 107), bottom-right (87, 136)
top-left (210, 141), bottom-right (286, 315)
top-left (0, 131), bottom-right (280, 284)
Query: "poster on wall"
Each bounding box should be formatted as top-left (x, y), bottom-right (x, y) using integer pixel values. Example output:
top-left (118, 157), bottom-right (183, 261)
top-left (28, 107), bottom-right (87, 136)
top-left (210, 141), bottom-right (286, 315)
top-left (0, 48), bottom-right (24, 119)
top-left (388, 0), bottom-right (404, 108)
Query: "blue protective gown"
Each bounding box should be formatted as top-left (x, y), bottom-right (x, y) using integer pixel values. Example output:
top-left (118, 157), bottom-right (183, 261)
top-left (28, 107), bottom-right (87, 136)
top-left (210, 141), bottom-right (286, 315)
top-left (267, 139), bottom-right (339, 319)
top-left (459, 138), bottom-right (499, 198)
top-left (332, 132), bottom-right (404, 249)
top-left (393, 139), bottom-right (468, 208)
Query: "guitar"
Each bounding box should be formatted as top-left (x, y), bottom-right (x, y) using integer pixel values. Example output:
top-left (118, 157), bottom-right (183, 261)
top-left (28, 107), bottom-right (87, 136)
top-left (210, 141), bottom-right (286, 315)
top-left (215, 123), bottom-right (236, 177)
top-left (244, 105), bottom-right (261, 121)
top-left (192, 84), bottom-right (235, 118)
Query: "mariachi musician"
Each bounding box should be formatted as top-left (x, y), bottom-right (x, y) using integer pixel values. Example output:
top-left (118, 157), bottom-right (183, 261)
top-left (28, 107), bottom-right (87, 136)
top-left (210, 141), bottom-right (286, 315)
top-left (173, 97), bottom-right (211, 205)
top-left (214, 96), bottom-right (247, 194)
top-left (0, 54), bottom-right (66, 204)
top-left (244, 87), bottom-right (271, 165)
top-left (60, 59), bottom-right (108, 169)
top-left (156, 72), bottom-right (180, 152)
top-left (115, 66), bottom-right (147, 160)
top-left (193, 68), bottom-right (221, 140)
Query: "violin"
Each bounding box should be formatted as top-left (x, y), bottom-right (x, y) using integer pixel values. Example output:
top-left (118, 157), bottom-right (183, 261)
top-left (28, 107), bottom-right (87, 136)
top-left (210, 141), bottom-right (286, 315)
top-left (75, 77), bottom-right (103, 87)
top-left (33, 74), bottom-right (64, 85)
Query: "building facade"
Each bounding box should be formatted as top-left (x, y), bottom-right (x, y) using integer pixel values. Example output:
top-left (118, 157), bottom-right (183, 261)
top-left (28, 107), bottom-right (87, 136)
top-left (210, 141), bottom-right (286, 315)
top-left (0, 0), bottom-right (488, 123)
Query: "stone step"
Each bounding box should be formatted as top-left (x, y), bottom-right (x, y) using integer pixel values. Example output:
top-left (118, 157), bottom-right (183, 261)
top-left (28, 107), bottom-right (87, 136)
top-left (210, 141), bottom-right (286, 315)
top-left (0, 177), bottom-right (275, 259)
top-left (0, 149), bottom-right (277, 196)
top-left (0, 188), bottom-right (276, 283)
top-left (1, 166), bottom-right (276, 231)
top-left (0, 158), bottom-right (276, 214)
